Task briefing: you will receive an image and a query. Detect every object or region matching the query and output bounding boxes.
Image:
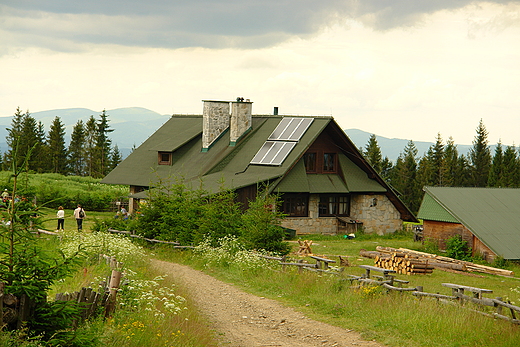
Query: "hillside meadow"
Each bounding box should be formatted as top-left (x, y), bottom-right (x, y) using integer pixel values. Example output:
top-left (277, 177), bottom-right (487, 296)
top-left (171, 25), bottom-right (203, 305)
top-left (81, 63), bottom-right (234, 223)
top-left (1, 179), bottom-right (519, 346)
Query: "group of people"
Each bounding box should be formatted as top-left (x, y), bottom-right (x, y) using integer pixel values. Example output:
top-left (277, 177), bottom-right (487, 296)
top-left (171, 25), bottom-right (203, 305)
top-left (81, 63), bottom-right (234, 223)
top-left (56, 205), bottom-right (87, 232)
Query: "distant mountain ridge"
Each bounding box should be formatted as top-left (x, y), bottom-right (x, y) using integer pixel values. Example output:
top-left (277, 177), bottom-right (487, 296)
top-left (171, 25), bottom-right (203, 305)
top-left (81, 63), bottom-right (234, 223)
top-left (344, 129), bottom-right (474, 162)
top-left (0, 108), bottom-right (473, 162)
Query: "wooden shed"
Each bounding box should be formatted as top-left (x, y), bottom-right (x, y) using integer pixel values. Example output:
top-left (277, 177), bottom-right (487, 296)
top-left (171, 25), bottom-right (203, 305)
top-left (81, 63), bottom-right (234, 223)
top-left (417, 186), bottom-right (520, 262)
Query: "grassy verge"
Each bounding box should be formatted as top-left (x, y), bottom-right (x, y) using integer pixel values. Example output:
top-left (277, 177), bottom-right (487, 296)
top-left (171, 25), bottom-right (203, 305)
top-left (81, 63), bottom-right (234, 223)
top-left (1, 213), bottom-right (219, 347)
top-left (151, 234), bottom-right (520, 347)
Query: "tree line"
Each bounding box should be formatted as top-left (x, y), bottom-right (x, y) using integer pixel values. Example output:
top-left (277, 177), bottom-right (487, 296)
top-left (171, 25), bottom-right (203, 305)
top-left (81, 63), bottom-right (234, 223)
top-left (363, 119), bottom-right (514, 214)
top-left (2, 107), bottom-right (122, 178)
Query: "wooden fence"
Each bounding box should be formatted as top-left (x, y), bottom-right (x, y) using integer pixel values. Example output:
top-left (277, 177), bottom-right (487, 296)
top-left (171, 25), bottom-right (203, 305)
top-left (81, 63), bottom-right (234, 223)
top-left (258, 255), bottom-right (520, 325)
top-left (107, 229), bottom-right (195, 248)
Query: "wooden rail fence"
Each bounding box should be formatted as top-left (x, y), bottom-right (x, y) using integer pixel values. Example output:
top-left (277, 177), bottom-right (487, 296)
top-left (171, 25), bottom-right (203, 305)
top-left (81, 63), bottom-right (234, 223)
top-left (258, 254), bottom-right (520, 325)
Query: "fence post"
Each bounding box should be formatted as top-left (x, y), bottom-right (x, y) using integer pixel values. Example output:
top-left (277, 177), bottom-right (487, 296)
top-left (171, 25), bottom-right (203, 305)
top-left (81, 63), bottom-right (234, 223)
top-left (0, 282), bottom-right (3, 327)
top-left (105, 270), bottom-right (122, 317)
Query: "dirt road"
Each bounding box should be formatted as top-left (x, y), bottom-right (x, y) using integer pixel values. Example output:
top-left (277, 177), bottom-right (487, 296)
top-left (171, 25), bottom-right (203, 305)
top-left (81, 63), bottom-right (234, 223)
top-left (152, 259), bottom-right (385, 347)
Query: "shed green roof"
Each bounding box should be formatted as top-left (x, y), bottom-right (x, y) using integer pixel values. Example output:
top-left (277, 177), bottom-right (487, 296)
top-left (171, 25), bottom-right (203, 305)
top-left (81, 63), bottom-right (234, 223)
top-left (417, 186), bottom-right (520, 259)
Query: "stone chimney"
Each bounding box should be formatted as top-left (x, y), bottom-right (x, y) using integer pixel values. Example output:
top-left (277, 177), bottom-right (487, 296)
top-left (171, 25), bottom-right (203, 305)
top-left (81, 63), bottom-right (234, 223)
top-left (230, 99), bottom-right (252, 146)
top-left (202, 100), bottom-right (230, 151)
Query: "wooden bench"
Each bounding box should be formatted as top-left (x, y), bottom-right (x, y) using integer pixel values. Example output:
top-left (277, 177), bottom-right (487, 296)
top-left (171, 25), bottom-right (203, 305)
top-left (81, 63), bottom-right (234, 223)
top-left (309, 255), bottom-right (336, 269)
top-left (358, 265), bottom-right (396, 285)
top-left (442, 283), bottom-right (493, 299)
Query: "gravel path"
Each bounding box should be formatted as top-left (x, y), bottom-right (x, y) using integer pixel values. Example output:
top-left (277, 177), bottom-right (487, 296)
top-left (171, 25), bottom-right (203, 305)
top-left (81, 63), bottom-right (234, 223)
top-left (151, 259), bottom-right (385, 347)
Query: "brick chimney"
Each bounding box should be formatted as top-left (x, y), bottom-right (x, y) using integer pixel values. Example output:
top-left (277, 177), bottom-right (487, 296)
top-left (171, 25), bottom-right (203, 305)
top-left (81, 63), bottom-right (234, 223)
top-left (202, 100), bottom-right (230, 151)
top-left (230, 99), bottom-right (252, 146)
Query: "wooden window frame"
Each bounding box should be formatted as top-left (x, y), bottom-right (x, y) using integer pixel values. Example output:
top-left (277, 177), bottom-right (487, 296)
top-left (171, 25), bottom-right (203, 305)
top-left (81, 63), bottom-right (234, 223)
top-left (323, 153), bottom-right (337, 173)
top-left (304, 152), bottom-right (317, 173)
top-left (282, 193), bottom-right (309, 217)
top-left (318, 194), bottom-right (350, 217)
top-left (158, 151), bottom-right (172, 165)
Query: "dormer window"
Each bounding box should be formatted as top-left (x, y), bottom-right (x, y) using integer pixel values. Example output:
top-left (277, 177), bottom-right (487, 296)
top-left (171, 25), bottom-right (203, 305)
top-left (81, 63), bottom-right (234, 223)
top-left (323, 153), bottom-right (336, 173)
top-left (158, 152), bottom-right (172, 165)
top-left (304, 152), bottom-right (317, 172)
top-left (304, 151), bottom-right (337, 173)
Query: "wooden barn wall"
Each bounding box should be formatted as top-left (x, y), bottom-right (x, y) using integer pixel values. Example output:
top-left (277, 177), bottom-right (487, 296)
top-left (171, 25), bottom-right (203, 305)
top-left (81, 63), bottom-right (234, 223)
top-left (472, 234), bottom-right (496, 263)
top-left (423, 220), bottom-right (497, 262)
top-left (422, 220), bottom-right (472, 250)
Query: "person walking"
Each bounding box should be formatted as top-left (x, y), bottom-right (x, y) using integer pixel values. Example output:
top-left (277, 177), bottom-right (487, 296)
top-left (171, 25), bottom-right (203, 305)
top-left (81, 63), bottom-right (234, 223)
top-left (56, 206), bottom-right (65, 231)
top-left (73, 204), bottom-right (86, 231)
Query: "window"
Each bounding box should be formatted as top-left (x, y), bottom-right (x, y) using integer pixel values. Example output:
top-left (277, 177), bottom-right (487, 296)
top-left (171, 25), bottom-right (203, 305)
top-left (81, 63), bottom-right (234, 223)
top-left (319, 194), bottom-right (350, 216)
top-left (304, 152), bottom-right (316, 172)
top-left (282, 194), bottom-right (309, 217)
top-left (158, 152), bottom-right (172, 165)
top-left (323, 153), bottom-right (336, 172)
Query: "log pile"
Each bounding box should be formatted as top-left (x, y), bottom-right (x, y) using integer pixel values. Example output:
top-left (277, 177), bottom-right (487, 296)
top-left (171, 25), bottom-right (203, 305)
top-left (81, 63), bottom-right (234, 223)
top-left (360, 249), bottom-right (434, 275)
top-left (360, 247), bottom-right (514, 277)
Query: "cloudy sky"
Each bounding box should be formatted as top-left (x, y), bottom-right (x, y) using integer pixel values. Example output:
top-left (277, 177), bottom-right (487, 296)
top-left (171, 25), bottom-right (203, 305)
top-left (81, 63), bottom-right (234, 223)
top-left (1, 1), bottom-right (519, 145)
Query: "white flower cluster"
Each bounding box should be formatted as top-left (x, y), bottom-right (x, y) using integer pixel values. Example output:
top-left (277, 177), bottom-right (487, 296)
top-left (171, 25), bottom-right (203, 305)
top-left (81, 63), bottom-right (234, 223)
top-left (59, 230), bottom-right (146, 264)
top-left (511, 286), bottom-right (520, 305)
top-left (120, 274), bottom-right (187, 318)
top-left (194, 236), bottom-right (274, 271)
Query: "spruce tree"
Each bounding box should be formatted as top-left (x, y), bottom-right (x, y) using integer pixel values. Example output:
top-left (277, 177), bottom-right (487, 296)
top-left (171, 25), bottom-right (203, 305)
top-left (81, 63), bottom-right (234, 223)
top-left (84, 116), bottom-right (97, 177)
top-left (488, 142), bottom-right (503, 187)
top-left (364, 134), bottom-right (383, 173)
top-left (469, 119), bottom-right (491, 187)
top-left (93, 110), bottom-right (114, 178)
top-left (443, 137), bottom-right (459, 186)
top-left (502, 145), bottom-right (518, 187)
top-left (47, 116), bottom-right (68, 174)
top-left (68, 120), bottom-right (86, 176)
top-left (5, 107), bottom-right (28, 169)
top-left (110, 144), bottom-right (123, 170)
top-left (390, 140), bottom-right (420, 213)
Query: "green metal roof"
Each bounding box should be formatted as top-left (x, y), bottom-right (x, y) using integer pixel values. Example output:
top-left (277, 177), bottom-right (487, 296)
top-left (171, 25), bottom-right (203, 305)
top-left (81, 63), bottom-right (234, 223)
top-left (102, 112), bottom-right (416, 222)
top-left (418, 186), bottom-right (520, 259)
top-left (417, 192), bottom-right (459, 223)
top-left (339, 154), bottom-right (386, 192)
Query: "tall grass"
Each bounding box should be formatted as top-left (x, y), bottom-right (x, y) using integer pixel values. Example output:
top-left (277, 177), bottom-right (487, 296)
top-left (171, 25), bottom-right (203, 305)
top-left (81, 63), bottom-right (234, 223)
top-left (155, 236), bottom-right (520, 347)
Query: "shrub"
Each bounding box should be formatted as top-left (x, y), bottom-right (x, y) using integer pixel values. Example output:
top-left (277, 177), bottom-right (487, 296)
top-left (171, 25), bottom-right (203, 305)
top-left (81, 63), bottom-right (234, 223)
top-left (446, 235), bottom-right (472, 261)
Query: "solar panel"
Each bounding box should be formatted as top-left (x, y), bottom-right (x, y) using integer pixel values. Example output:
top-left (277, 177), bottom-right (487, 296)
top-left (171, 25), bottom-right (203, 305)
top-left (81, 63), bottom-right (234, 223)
top-left (250, 141), bottom-right (297, 165)
top-left (268, 118), bottom-right (313, 141)
top-left (251, 117), bottom-right (313, 166)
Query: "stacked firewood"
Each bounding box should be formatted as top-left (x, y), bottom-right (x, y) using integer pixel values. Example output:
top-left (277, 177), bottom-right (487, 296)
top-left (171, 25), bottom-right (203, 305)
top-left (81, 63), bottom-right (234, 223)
top-left (360, 246), bottom-right (514, 277)
top-left (360, 249), bottom-right (434, 275)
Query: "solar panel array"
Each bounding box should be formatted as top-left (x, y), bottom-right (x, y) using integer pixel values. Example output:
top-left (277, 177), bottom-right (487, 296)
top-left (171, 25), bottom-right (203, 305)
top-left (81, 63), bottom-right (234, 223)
top-left (250, 118), bottom-right (313, 166)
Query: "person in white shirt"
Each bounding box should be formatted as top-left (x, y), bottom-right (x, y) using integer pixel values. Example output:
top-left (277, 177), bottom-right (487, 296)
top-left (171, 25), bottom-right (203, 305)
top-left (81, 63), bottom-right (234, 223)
top-left (73, 204), bottom-right (86, 231)
top-left (56, 206), bottom-right (65, 231)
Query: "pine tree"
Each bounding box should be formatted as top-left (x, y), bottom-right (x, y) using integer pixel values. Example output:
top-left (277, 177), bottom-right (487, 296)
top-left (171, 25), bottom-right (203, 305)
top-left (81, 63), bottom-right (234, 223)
top-left (443, 137), bottom-right (459, 186)
top-left (84, 116), bottom-right (97, 177)
top-left (364, 134), bottom-right (383, 173)
top-left (502, 145), bottom-right (518, 187)
top-left (5, 107), bottom-right (28, 169)
top-left (389, 140), bottom-right (420, 213)
top-left (93, 110), bottom-right (114, 178)
top-left (68, 120), bottom-right (86, 176)
top-left (469, 119), bottom-right (491, 187)
top-left (488, 142), bottom-right (503, 187)
top-left (19, 113), bottom-right (41, 172)
top-left (110, 144), bottom-right (123, 170)
top-left (47, 116), bottom-right (68, 174)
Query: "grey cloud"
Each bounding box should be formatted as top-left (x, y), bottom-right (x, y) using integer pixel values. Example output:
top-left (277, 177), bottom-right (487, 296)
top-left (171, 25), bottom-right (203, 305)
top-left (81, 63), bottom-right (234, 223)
top-left (1, 1), bottom-right (518, 51)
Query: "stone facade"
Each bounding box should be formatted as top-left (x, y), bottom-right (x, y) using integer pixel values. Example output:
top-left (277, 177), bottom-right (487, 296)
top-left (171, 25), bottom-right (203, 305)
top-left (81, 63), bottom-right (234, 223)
top-left (230, 101), bottom-right (252, 145)
top-left (350, 194), bottom-right (402, 235)
top-left (202, 100), bottom-right (230, 150)
top-left (281, 193), bottom-right (403, 235)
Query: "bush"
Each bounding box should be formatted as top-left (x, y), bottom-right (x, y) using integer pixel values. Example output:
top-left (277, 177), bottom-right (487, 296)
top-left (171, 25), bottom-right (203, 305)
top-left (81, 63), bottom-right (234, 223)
top-left (446, 235), bottom-right (472, 261)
